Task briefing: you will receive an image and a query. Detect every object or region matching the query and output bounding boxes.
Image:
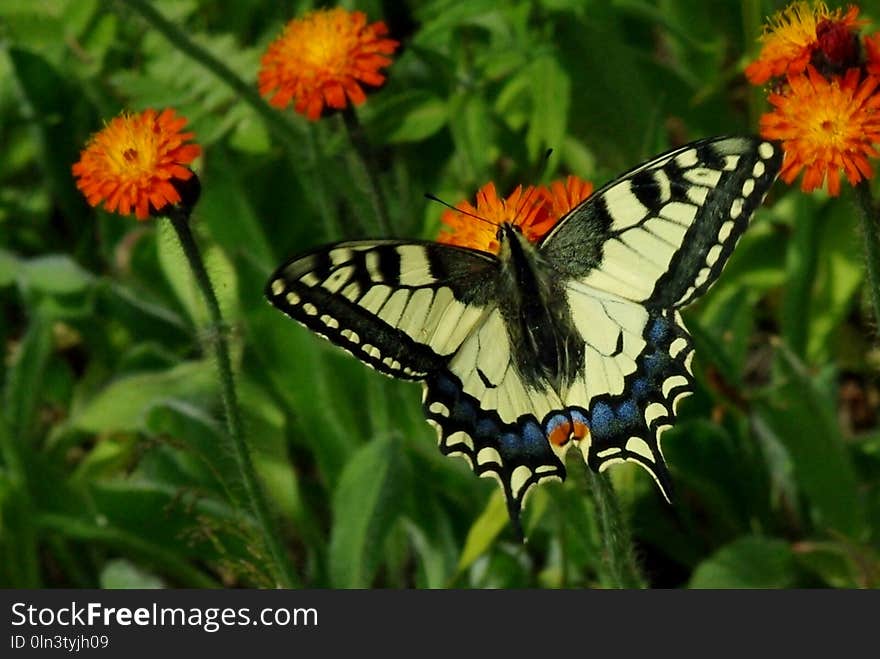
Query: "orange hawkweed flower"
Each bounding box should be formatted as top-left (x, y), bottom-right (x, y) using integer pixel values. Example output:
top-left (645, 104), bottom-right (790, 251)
top-left (865, 32), bottom-right (880, 75)
top-left (541, 175), bottom-right (594, 218)
top-left (72, 109), bottom-right (201, 220)
top-left (258, 8), bottom-right (398, 121)
top-left (760, 66), bottom-right (880, 195)
top-left (745, 1), bottom-right (861, 84)
top-left (437, 175), bottom-right (595, 252)
top-left (438, 183), bottom-right (548, 253)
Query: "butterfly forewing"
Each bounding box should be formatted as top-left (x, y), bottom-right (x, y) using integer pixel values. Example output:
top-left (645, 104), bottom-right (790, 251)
top-left (541, 137), bottom-right (782, 307)
top-left (266, 241), bottom-right (496, 379)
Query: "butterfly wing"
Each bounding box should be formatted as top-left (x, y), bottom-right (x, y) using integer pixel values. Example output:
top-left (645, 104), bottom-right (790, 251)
top-left (540, 136), bottom-right (782, 307)
top-left (538, 136), bottom-right (781, 493)
top-left (266, 241), bottom-right (497, 379)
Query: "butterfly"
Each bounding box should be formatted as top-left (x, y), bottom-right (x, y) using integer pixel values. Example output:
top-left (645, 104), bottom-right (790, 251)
top-left (266, 136), bottom-right (782, 536)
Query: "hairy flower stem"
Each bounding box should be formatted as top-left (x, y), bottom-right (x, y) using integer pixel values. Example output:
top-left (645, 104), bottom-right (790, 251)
top-left (586, 469), bottom-right (646, 589)
top-left (856, 182), bottom-right (880, 332)
top-left (342, 107), bottom-right (392, 234)
top-left (167, 210), bottom-right (297, 588)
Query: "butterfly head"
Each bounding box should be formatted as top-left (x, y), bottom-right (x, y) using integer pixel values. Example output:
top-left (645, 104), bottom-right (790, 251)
top-left (496, 221), bottom-right (535, 266)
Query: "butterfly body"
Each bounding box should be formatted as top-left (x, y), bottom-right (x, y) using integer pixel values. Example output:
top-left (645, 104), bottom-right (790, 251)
top-left (266, 136), bottom-right (782, 531)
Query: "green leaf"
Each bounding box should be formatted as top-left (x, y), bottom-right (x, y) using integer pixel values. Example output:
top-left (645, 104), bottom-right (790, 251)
top-left (100, 559), bottom-right (166, 589)
top-left (65, 361), bottom-right (215, 435)
top-left (456, 488), bottom-right (508, 574)
top-left (366, 90), bottom-right (449, 144)
top-left (18, 254), bottom-right (94, 295)
top-left (0, 249), bottom-right (19, 287)
top-left (526, 54), bottom-right (570, 163)
top-left (781, 196), bottom-right (820, 358)
top-left (448, 93), bottom-right (495, 182)
top-left (8, 48), bottom-right (93, 223)
top-left (756, 345), bottom-right (866, 537)
top-left (329, 437), bottom-right (408, 587)
top-left (4, 313), bottom-right (52, 442)
top-left (689, 537), bottom-right (797, 588)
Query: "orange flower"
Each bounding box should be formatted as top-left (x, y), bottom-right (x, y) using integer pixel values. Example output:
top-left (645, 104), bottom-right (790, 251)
top-left (760, 66), bottom-right (880, 195)
top-left (258, 8), bottom-right (398, 121)
top-left (437, 176), bottom-right (595, 252)
top-left (541, 175), bottom-right (594, 218)
top-left (438, 182), bottom-right (548, 253)
top-left (745, 2), bottom-right (861, 85)
top-left (865, 32), bottom-right (880, 75)
top-left (72, 109), bottom-right (201, 220)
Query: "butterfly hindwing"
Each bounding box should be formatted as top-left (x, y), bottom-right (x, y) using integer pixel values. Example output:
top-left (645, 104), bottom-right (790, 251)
top-left (561, 284), bottom-right (695, 497)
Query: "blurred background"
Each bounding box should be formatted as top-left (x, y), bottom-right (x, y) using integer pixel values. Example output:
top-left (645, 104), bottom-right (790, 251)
top-left (1, 0), bottom-right (878, 588)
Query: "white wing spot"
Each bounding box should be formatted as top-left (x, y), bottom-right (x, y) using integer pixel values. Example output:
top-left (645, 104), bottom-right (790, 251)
top-left (718, 220), bottom-right (735, 242)
top-left (625, 436), bottom-right (654, 461)
top-left (477, 447), bottom-right (502, 466)
top-left (686, 186), bottom-right (708, 205)
top-left (694, 267), bottom-right (711, 289)
top-left (752, 161), bottom-right (765, 177)
top-left (341, 328), bottom-right (360, 344)
top-left (300, 272), bottom-right (320, 287)
top-left (706, 244), bottom-right (723, 267)
top-left (320, 314), bottom-right (339, 329)
top-left (675, 149), bottom-right (698, 167)
top-left (365, 251), bottom-right (381, 279)
top-left (360, 285), bottom-right (393, 314)
top-left (428, 401), bottom-right (449, 416)
top-left (669, 337), bottom-right (689, 358)
top-left (662, 375), bottom-right (689, 398)
top-left (322, 266), bottom-right (353, 293)
top-left (730, 198), bottom-right (744, 219)
top-left (742, 179), bottom-right (755, 197)
top-left (302, 302), bottom-right (318, 316)
top-left (683, 167), bottom-right (722, 187)
top-left (329, 248), bottom-right (353, 266)
top-left (722, 155), bottom-right (741, 171)
top-left (285, 291), bottom-right (300, 306)
top-left (511, 465), bottom-right (532, 499)
top-left (644, 402), bottom-right (668, 426)
top-left (604, 180), bottom-right (649, 231)
top-left (271, 279), bottom-right (285, 296)
top-left (447, 430), bottom-right (475, 452)
top-left (758, 142), bottom-right (774, 159)
top-left (660, 202), bottom-right (697, 225)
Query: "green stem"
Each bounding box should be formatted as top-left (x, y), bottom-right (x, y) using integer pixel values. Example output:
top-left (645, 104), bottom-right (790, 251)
top-left (342, 107), bottom-right (392, 234)
top-left (855, 181), bottom-right (880, 331)
top-left (167, 210), bottom-right (297, 588)
top-left (586, 469), bottom-right (646, 589)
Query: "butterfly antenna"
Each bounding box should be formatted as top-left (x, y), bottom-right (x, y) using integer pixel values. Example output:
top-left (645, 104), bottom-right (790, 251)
top-left (424, 193), bottom-right (499, 229)
top-left (510, 182), bottom-right (543, 227)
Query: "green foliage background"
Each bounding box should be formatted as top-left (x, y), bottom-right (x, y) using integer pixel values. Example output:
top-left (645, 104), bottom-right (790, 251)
top-left (1, 0), bottom-right (879, 588)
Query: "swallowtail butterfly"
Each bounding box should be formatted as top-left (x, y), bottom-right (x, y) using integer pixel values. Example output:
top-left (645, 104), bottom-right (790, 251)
top-left (266, 136), bottom-right (781, 533)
